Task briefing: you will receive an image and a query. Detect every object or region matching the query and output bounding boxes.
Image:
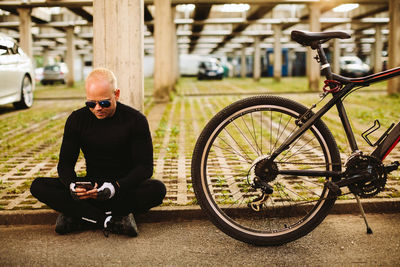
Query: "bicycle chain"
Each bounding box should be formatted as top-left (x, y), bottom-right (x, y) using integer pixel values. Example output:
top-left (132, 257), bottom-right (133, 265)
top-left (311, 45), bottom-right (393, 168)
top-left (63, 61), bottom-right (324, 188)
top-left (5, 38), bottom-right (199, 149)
top-left (275, 161), bottom-right (342, 167)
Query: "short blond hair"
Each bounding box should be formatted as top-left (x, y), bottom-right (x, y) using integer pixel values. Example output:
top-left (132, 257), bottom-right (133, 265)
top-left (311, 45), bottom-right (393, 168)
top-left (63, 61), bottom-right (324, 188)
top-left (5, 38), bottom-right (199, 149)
top-left (86, 68), bottom-right (118, 90)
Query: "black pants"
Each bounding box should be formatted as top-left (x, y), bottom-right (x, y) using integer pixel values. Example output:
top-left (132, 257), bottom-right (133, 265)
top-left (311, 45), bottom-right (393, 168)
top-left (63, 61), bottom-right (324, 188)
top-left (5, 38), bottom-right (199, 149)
top-left (30, 177), bottom-right (166, 226)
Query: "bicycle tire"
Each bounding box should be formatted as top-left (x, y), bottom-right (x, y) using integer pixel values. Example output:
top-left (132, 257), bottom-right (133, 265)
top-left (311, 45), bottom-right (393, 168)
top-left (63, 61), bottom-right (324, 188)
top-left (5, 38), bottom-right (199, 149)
top-left (191, 95), bottom-right (341, 245)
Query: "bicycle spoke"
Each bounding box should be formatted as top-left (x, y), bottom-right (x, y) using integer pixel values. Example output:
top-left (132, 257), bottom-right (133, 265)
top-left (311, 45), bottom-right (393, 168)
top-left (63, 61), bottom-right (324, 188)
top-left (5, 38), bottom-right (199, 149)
top-left (270, 109), bottom-right (273, 155)
top-left (272, 113), bottom-right (284, 152)
top-left (223, 128), bottom-right (253, 163)
top-left (280, 137), bottom-right (317, 163)
top-left (232, 120), bottom-right (260, 156)
top-left (215, 137), bottom-right (252, 163)
top-left (241, 116), bottom-right (262, 156)
top-left (250, 113), bottom-right (261, 155)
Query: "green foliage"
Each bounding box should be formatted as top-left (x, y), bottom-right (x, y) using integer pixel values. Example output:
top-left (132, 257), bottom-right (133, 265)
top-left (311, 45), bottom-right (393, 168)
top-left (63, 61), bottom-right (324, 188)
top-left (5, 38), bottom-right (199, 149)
top-left (155, 120), bottom-right (167, 138)
top-left (170, 125), bottom-right (180, 136)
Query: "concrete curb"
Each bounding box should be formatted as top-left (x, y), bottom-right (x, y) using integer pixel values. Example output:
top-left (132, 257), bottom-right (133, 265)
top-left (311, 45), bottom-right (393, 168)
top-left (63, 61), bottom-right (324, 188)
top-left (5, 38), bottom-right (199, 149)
top-left (0, 206), bottom-right (207, 226)
top-left (0, 199), bottom-right (399, 226)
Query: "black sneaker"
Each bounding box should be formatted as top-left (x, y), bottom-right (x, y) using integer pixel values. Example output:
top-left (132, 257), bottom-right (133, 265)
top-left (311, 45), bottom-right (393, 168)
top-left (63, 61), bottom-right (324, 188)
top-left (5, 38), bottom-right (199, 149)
top-left (55, 214), bottom-right (94, 235)
top-left (104, 213), bottom-right (138, 237)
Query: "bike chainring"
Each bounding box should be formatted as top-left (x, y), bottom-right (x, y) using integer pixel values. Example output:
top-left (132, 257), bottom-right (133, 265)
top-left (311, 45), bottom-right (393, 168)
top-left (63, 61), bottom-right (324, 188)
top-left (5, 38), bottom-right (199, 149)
top-left (345, 155), bottom-right (387, 198)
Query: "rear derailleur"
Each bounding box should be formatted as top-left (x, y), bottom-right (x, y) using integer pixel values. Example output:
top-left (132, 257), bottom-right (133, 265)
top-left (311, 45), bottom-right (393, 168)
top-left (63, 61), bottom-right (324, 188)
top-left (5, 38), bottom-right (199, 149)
top-left (248, 177), bottom-right (274, 212)
top-left (247, 156), bottom-right (277, 212)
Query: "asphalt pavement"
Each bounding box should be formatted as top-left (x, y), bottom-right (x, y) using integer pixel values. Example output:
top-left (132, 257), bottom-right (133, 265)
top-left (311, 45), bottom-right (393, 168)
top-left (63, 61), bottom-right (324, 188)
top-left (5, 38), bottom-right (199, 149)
top-left (1, 213), bottom-right (400, 266)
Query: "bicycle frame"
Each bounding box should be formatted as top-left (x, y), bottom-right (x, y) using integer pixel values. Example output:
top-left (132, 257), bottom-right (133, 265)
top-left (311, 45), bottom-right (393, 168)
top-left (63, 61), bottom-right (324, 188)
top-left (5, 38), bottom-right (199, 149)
top-left (270, 43), bottom-right (400, 180)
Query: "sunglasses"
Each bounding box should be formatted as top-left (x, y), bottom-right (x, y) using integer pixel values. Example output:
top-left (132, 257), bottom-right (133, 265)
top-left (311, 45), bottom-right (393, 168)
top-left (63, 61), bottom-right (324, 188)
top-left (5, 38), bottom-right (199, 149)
top-left (85, 99), bottom-right (111, 108)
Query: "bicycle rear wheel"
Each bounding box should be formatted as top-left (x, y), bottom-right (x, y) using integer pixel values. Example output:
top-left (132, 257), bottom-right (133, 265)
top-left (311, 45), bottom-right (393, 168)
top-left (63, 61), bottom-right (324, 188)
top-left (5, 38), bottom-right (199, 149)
top-left (191, 95), bottom-right (341, 245)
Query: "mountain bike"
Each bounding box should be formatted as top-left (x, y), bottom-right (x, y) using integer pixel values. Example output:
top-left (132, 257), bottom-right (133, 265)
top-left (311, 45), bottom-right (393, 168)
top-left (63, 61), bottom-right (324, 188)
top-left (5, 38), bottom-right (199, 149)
top-left (191, 30), bottom-right (400, 246)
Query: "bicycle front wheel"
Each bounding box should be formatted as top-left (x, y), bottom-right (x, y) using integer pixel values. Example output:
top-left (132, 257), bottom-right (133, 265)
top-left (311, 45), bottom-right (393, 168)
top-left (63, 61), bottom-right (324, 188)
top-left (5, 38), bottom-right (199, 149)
top-left (191, 95), bottom-right (341, 245)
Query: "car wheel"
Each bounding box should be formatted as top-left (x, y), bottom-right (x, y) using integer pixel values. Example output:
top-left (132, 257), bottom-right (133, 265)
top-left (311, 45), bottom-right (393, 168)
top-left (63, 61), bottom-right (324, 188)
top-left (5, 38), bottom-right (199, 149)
top-left (13, 75), bottom-right (33, 109)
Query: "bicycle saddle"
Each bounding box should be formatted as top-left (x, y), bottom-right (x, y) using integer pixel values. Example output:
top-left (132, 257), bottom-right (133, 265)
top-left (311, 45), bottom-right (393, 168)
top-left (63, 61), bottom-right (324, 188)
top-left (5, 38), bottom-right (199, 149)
top-left (291, 30), bottom-right (350, 49)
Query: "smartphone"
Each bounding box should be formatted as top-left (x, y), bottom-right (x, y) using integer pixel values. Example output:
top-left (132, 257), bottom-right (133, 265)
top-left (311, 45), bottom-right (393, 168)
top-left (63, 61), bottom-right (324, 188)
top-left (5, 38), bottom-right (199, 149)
top-left (75, 181), bottom-right (94, 190)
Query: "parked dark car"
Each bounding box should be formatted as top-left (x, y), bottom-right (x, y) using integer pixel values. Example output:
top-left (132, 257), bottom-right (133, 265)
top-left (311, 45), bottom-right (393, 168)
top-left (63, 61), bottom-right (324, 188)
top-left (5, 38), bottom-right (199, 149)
top-left (198, 58), bottom-right (224, 80)
top-left (41, 63), bottom-right (69, 85)
top-left (340, 56), bottom-right (370, 77)
top-left (0, 33), bottom-right (34, 109)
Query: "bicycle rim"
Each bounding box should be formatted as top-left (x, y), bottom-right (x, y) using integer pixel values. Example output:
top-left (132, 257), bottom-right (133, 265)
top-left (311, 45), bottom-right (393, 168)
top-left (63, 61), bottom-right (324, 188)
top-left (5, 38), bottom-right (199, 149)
top-left (193, 96), bottom-right (340, 245)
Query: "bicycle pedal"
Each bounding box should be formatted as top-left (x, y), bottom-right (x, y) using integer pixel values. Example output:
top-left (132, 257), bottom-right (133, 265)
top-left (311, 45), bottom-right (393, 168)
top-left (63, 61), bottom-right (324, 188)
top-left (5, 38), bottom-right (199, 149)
top-left (325, 181), bottom-right (341, 196)
top-left (385, 161), bottom-right (399, 173)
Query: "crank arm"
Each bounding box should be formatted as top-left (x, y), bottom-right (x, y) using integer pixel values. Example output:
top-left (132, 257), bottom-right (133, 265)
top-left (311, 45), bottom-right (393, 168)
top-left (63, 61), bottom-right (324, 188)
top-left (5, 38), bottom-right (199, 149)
top-left (325, 171), bottom-right (371, 196)
top-left (335, 173), bottom-right (371, 188)
top-left (325, 172), bottom-right (371, 196)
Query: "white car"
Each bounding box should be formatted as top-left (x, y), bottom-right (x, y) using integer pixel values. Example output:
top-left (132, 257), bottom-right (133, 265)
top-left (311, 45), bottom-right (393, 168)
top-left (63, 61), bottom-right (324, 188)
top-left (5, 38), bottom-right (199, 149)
top-left (0, 33), bottom-right (34, 109)
top-left (41, 63), bottom-right (69, 85)
top-left (339, 56), bottom-right (371, 78)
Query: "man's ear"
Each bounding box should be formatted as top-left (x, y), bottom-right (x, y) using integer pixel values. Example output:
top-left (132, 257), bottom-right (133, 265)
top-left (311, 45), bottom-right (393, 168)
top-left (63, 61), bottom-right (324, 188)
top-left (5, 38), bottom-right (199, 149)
top-left (114, 89), bottom-right (120, 100)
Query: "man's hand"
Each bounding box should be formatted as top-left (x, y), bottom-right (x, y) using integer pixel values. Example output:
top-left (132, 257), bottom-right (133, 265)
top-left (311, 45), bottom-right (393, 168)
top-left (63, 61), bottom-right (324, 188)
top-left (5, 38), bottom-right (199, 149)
top-left (69, 182), bottom-right (116, 201)
top-left (69, 183), bottom-right (79, 201)
top-left (70, 182), bottom-right (98, 200)
top-left (96, 182), bottom-right (115, 201)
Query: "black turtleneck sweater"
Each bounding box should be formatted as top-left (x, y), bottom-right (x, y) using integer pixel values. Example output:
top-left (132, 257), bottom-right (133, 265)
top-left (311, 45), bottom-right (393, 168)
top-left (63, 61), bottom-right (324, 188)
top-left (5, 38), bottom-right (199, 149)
top-left (57, 102), bottom-right (153, 194)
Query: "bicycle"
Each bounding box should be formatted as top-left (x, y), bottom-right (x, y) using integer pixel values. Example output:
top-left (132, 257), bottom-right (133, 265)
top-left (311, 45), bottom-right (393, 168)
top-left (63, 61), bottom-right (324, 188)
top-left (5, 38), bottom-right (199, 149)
top-left (191, 30), bottom-right (400, 246)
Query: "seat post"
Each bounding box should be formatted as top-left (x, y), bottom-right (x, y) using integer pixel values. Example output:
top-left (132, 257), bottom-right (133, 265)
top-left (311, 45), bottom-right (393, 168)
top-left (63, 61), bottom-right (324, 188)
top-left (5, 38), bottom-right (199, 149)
top-left (316, 43), bottom-right (332, 80)
top-left (315, 44), bottom-right (333, 80)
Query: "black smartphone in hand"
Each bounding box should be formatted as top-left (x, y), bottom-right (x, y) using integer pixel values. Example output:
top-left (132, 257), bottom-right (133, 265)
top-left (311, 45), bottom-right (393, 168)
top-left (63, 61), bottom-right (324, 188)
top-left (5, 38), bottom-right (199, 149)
top-left (75, 181), bottom-right (94, 190)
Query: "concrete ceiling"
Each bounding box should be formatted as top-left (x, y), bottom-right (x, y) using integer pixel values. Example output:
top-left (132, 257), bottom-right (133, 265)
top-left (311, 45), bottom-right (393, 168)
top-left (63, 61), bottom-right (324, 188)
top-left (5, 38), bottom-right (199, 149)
top-left (0, 0), bottom-right (390, 58)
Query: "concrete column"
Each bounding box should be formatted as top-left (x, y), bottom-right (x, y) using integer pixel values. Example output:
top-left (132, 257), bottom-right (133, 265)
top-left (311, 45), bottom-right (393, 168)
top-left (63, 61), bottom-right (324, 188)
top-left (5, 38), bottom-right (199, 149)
top-left (230, 53), bottom-right (236, 77)
top-left (241, 47), bottom-right (246, 78)
top-left (374, 25), bottom-right (383, 73)
top-left (307, 3), bottom-right (321, 91)
top-left (80, 54), bottom-right (85, 81)
top-left (43, 48), bottom-right (50, 66)
top-left (355, 40), bottom-right (362, 59)
top-left (17, 8), bottom-right (32, 58)
top-left (273, 25), bottom-right (282, 82)
top-left (332, 38), bottom-right (340, 74)
top-left (66, 26), bottom-right (75, 87)
top-left (173, 34), bottom-right (179, 86)
top-left (388, 0), bottom-right (400, 94)
top-left (171, 7), bottom-right (179, 87)
top-left (235, 53), bottom-right (240, 77)
top-left (288, 49), bottom-right (295, 77)
top-left (93, 0), bottom-right (144, 111)
top-left (154, 0), bottom-right (173, 102)
top-left (253, 36), bottom-right (261, 82)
